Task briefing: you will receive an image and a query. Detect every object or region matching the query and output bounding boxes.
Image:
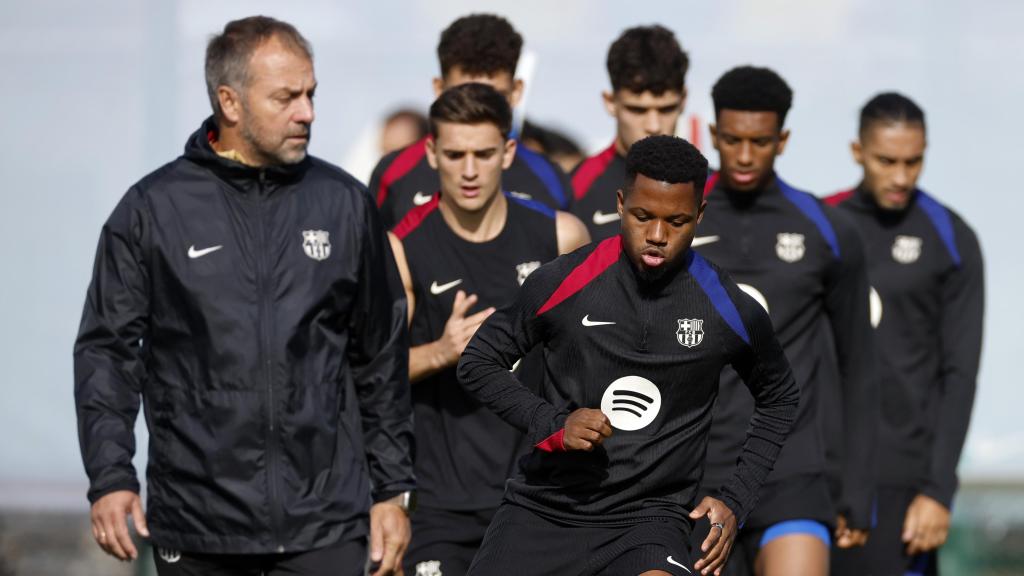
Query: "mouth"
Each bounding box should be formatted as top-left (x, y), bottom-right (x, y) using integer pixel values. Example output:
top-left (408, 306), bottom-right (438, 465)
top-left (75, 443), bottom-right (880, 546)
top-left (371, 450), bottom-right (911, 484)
top-left (640, 248), bottom-right (665, 268)
top-left (460, 185), bottom-right (481, 199)
top-left (730, 170), bottom-right (757, 186)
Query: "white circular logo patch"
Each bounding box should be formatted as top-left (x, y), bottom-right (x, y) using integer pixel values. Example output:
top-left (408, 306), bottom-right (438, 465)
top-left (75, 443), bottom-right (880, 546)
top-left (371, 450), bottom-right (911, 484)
top-left (600, 376), bottom-right (662, 431)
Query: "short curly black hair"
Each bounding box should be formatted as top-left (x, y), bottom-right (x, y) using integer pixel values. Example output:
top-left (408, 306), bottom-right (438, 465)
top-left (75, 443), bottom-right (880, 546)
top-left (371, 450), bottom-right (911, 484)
top-left (607, 25), bottom-right (688, 95)
top-left (625, 135), bottom-right (708, 197)
top-left (712, 65), bottom-right (793, 128)
top-left (859, 92), bottom-right (926, 137)
top-left (429, 83), bottom-right (513, 139)
top-left (437, 14), bottom-right (522, 78)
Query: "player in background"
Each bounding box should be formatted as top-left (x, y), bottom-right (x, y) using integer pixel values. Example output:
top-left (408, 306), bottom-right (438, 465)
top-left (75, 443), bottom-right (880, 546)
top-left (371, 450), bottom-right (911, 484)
top-left (388, 83), bottom-right (589, 576)
top-left (370, 14), bottom-right (572, 228)
top-left (692, 66), bottom-right (878, 576)
top-left (571, 25), bottom-right (688, 242)
top-left (825, 92), bottom-right (984, 576)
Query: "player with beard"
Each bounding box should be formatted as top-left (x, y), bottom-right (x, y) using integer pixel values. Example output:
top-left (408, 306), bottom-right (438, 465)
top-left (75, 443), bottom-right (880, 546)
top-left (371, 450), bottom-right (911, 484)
top-left (690, 66), bottom-right (878, 576)
top-left (571, 25), bottom-right (689, 242)
top-left (458, 135), bottom-right (799, 576)
top-left (388, 84), bottom-right (589, 576)
top-left (825, 93), bottom-right (983, 576)
top-left (370, 14), bottom-right (572, 228)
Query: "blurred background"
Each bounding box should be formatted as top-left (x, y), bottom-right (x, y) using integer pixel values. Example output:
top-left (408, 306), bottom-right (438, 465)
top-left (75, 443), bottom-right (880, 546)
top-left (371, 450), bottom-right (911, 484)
top-left (1, 0), bottom-right (1022, 573)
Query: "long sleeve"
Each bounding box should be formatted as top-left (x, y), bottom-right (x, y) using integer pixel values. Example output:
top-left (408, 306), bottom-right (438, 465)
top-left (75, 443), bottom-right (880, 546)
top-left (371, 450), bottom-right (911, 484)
top-left (73, 188), bottom-right (150, 503)
top-left (720, 282), bottom-right (801, 525)
top-left (823, 215), bottom-right (879, 528)
top-left (348, 197), bottom-right (414, 500)
top-left (925, 218), bottom-right (984, 507)
top-left (457, 268), bottom-right (569, 448)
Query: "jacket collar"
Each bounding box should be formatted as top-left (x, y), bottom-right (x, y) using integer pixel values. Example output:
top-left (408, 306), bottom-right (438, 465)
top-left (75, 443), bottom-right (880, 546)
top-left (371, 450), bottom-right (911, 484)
top-left (182, 117), bottom-right (309, 193)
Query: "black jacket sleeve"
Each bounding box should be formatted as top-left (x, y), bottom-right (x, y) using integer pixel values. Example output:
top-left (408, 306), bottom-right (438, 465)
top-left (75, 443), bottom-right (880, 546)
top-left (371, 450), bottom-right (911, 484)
top-left (719, 279), bottom-right (801, 525)
top-left (73, 188), bottom-right (150, 503)
top-left (457, 265), bottom-right (569, 447)
top-left (925, 216), bottom-right (984, 507)
top-left (823, 211), bottom-right (879, 528)
top-left (348, 194), bottom-right (414, 501)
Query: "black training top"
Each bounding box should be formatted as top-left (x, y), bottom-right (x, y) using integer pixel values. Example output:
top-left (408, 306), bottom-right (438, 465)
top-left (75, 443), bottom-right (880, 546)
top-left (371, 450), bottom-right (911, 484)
top-left (458, 236), bottom-right (799, 527)
top-left (570, 143), bottom-right (627, 242)
top-left (825, 186), bottom-right (983, 507)
top-left (695, 173), bottom-right (878, 529)
top-left (394, 194), bottom-right (559, 511)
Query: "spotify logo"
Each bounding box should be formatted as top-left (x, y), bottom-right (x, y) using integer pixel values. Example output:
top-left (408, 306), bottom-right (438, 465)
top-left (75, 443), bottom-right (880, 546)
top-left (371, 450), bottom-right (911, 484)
top-left (600, 376), bottom-right (662, 431)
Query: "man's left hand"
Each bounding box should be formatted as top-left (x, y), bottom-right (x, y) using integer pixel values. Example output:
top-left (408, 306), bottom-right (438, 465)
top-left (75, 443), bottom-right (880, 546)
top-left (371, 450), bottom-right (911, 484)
top-left (902, 494), bottom-right (950, 556)
top-left (369, 500), bottom-right (410, 576)
top-left (834, 514), bottom-right (869, 548)
top-left (689, 496), bottom-right (737, 576)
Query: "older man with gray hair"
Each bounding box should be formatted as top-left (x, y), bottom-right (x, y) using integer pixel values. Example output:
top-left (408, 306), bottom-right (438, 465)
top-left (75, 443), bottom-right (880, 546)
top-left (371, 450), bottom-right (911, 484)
top-left (74, 15), bottom-right (414, 575)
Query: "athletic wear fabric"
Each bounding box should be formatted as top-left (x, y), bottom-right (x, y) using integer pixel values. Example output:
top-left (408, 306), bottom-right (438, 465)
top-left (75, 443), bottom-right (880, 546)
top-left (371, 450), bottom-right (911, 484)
top-left (370, 137), bottom-right (572, 228)
top-left (74, 117), bottom-right (413, 554)
top-left (395, 194), bottom-right (558, 511)
top-left (570, 143), bottom-right (627, 242)
top-left (403, 506), bottom-right (496, 576)
top-left (153, 536), bottom-right (367, 576)
top-left (458, 236), bottom-right (800, 527)
top-left (696, 173), bottom-right (878, 529)
top-left (825, 186), bottom-right (983, 508)
top-left (831, 486), bottom-right (938, 576)
top-left (468, 502), bottom-right (694, 576)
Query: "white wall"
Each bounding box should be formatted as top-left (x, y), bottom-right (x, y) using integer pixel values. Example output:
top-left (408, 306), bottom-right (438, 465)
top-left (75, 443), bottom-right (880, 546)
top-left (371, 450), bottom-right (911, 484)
top-left (1, 0), bottom-right (1020, 509)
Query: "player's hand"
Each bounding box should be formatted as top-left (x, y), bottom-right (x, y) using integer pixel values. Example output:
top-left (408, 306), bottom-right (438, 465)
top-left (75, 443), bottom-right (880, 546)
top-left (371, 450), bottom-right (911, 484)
top-left (90, 490), bottom-right (149, 561)
top-left (689, 497), bottom-right (737, 576)
top-left (834, 514), bottom-right (869, 548)
top-left (902, 494), bottom-right (950, 555)
top-left (562, 408), bottom-right (613, 451)
top-left (437, 290), bottom-right (495, 367)
top-left (369, 500), bottom-right (410, 576)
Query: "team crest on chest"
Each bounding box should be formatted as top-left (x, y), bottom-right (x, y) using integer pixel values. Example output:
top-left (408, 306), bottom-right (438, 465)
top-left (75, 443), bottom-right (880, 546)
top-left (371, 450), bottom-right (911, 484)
top-left (676, 318), bottom-right (704, 348)
top-left (301, 230), bottom-right (331, 261)
top-left (892, 235), bottom-right (922, 264)
top-left (516, 261), bottom-right (541, 285)
top-left (775, 233), bottom-right (805, 263)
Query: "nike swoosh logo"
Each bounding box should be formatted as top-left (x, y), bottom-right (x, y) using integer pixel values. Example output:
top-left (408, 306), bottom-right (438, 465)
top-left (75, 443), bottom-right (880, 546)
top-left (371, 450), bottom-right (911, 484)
top-left (592, 210), bottom-right (621, 226)
top-left (430, 279), bottom-right (463, 295)
top-left (413, 191), bottom-right (433, 206)
top-left (509, 191), bottom-right (533, 200)
top-left (188, 245), bottom-right (223, 259)
top-left (667, 556), bottom-right (691, 573)
top-left (691, 235), bottom-right (720, 247)
top-left (581, 315), bottom-right (615, 327)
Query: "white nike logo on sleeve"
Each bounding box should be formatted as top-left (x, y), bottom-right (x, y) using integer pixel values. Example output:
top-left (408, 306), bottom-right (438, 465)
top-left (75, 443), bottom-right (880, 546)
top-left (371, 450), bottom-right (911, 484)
top-left (667, 556), bottom-right (691, 573)
top-left (188, 245), bottom-right (223, 259)
top-left (413, 191), bottom-right (434, 206)
top-left (690, 235), bottom-right (720, 247)
top-left (592, 210), bottom-right (621, 226)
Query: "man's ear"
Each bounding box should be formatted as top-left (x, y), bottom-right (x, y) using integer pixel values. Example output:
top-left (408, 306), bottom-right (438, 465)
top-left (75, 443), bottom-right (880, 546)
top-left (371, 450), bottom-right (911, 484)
top-left (696, 199), bottom-right (707, 225)
top-left (432, 77), bottom-right (444, 99)
top-left (708, 123), bottom-right (720, 151)
top-left (218, 85), bottom-right (243, 124)
top-left (776, 129), bottom-right (791, 156)
top-left (616, 188), bottom-right (625, 216)
top-left (509, 78), bottom-right (525, 108)
top-left (850, 140), bottom-right (864, 166)
top-left (425, 136), bottom-right (439, 170)
top-left (603, 90), bottom-right (619, 119)
top-left (502, 138), bottom-right (517, 170)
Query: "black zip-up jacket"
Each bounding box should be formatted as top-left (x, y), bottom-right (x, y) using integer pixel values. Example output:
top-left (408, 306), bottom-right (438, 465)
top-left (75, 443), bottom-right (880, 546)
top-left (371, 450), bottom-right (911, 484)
top-left (74, 118), bottom-right (414, 554)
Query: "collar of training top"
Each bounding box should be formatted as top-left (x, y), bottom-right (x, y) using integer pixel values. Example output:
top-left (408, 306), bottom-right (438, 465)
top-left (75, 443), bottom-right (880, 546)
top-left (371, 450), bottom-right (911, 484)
top-left (182, 116), bottom-right (309, 190)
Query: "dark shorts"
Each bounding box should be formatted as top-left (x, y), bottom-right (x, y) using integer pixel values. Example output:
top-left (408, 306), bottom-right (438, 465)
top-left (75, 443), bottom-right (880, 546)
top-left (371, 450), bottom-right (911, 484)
top-left (404, 506), bottom-right (497, 576)
top-left (153, 536), bottom-right (366, 576)
top-left (832, 486), bottom-right (939, 576)
top-left (468, 502), bottom-right (694, 576)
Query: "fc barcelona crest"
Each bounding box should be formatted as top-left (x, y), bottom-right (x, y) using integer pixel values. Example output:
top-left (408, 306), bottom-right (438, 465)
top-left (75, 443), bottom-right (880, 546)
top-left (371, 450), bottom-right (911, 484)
top-left (676, 318), bottom-right (704, 348)
top-left (302, 230), bottom-right (331, 261)
top-left (516, 261), bottom-right (541, 286)
top-left (892, 235), bottom-right (922, 264)
top-left (775, 233), bottom-right (805, 263)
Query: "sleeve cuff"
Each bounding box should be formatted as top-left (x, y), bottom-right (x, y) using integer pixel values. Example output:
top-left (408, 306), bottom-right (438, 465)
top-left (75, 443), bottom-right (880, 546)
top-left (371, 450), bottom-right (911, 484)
top-left (535, 429), bottom-right (566, 452)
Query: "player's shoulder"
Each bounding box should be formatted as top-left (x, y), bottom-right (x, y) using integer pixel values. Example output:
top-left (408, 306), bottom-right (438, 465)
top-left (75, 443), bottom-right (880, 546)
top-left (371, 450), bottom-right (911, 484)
top-left (914, 189), bottom-right (981, 263)
top-left (391, 195), bottom-right (441, 241)
top-left (570, 144), bottom-right (618, 198)
top-left (823, 187), bottom-right (856, 207)
top-left (686, 251), bottom-right (766, 345)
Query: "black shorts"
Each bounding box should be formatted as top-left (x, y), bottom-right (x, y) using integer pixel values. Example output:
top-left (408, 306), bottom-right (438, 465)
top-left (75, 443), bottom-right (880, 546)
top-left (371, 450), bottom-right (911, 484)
top-left (404, 506), bottom-right (496, 576)
top-left (468, 503), bottom-right (693, 576)
top-left (153, 535), bottom-right (366, 576)
top-left (831, 485), bottom-right (939, 576)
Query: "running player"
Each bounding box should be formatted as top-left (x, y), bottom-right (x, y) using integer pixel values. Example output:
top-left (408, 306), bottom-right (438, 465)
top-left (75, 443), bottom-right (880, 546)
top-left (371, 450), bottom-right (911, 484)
top-left (691, 66), bottom-right (878, 576)
top-left (458, 135), bottom-right (800, 576)
top-left (370, 14), bottom-right (572, 228)
top-left (388, 83), bottom-right (590, 576)
top-left (826, 92), bottom-right (984, 576)
top-left (571, 25), bottom-right (689, 242)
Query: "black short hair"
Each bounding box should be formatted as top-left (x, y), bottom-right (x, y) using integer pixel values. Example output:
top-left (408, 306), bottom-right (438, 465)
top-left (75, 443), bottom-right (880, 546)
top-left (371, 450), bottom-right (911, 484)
top-left (625, 135), bottom-right (708, 197)
top-left (437, 14), bottom-right (522, 77)
top-left (859, 92), bottom-right (926, 137)
top-left (429, 83), bottom-right (513, 139)
top-left (607, 25), bottom-right (688, 95)
top-left (711, 65), bottom-right (793, 128)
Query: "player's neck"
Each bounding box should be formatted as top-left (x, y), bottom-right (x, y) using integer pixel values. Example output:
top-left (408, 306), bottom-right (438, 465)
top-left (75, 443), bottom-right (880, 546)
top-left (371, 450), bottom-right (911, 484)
top-left (438, 191), bottom-right (508, 243)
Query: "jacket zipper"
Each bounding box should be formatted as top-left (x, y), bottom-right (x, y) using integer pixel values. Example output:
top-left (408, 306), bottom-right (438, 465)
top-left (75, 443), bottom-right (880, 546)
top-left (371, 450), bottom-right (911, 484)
top-left (256, 170), bottom-right (284, 552)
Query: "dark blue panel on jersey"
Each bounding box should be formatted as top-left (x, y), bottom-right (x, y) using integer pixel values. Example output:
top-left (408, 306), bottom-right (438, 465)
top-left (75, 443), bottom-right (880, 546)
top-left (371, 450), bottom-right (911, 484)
top-left (777, 178), bottom-right (841, 259)
top-left (517, 145), bottom-right (567, 209)
top-left (915, 189), bottom-right (962, 267)
top-left (507, 191), bottom-right (556, 219)
top-left (687, 250), bottom-right (751, 345)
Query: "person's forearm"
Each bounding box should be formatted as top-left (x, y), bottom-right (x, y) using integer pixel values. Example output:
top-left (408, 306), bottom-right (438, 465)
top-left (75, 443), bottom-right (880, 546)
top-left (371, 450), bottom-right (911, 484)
top-left (409, 341), bottom-right (453, 383)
